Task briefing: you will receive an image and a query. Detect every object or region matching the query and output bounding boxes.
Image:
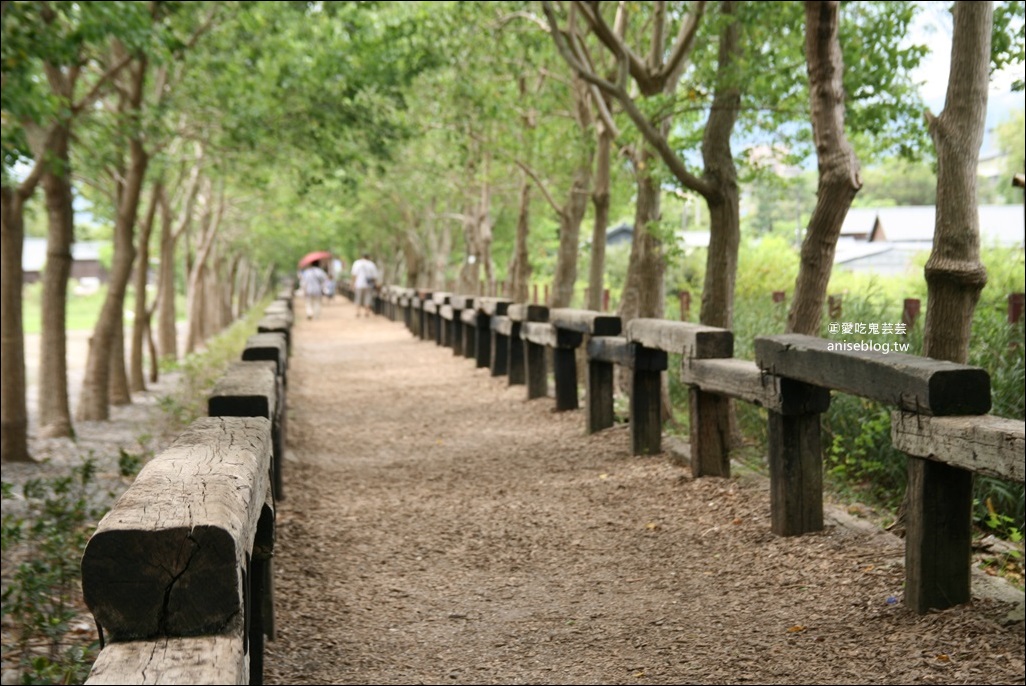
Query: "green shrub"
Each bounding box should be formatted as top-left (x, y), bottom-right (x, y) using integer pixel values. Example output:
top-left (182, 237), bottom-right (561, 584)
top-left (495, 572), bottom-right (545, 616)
top-left (155, 301), bottom-right (271, 435)
top-left (677, 244), bottom-right (1025, 532)
top-left (1, 460), bottom-right (110, 685)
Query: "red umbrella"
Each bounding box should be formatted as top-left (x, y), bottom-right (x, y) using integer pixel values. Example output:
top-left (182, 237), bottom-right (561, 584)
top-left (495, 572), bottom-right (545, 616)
top-left (298, 251), bottom-right (331, 269)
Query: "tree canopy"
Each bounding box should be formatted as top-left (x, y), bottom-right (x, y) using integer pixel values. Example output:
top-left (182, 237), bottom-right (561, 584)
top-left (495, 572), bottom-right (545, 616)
top-left (2, 0), bottom-right (1023, 459)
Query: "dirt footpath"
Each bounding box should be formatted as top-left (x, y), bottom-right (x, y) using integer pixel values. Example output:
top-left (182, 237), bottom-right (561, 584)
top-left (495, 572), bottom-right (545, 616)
top-left (264, 296), bottom-right (1024, 685)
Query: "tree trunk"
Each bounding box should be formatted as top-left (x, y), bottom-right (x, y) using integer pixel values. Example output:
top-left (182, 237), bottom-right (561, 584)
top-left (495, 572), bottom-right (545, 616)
top-left (695, 3), bottom-right (742, 330)
top-left (787, 0), bottom-right (861, 336)
top-left (463, 157), bottom-right (494, 296)
top-left (38, 128), bottom-right (75, 438)
top-left (236, 260), bottom-right (250, 318)
top-left (208, 252), bottom-right (228, 335)
top-left (429, 213), bottom-right (452, 291)
top-left (1, 186), bottom-right (33, 462)
top-left (458, 200), bottom-right (481, 294)
top-left (552, 74), bottom-right (595, 309)
top-left (157, 153), bottom-right (203, 361)
top-left (131, 183), bottom-right (160, 392)
top-left (587, 126), bottom-right (613, 311)
top-left (617, 144), bottom-right (667, 413)
top-left (108, 325), bottom-right (130, 406)
top-left (551, 157), bottom-right (592, 308)
top-left (922, 1), bottom-right (991, 363)
top-left (619, 144), bottom-right (666, 324)
top-left (156, 188), bottom-right (178, 361)
top-left (401, 227), bottom-right (424, 289)
top-left (901, 1), bottom-right (992, 613)
top-left (227, 254), bottom-right (241, 325)
top-left (78, 125), bottom-right (148, 420)
top-left (254, 263), bottom-right (275, 305)
top-left (185, 180), bottom-right (221, 354)
top-left (510, 178), bottom-right (533, 302)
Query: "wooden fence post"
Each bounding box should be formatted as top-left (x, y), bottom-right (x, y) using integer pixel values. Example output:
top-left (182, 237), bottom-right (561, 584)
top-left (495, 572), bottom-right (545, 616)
top-left (585, 337), bottom-right (622, 433)
top-left (904, 458), bottom-right (973, 612)
top-left (514, 305), bottom-right (549, 396)
top-left (679, 290), bottom-right (691, 321)
top-left (525, 329), bottom-right (548, 400)
top-left (903, 298), bottom-right (921, 330)
top-left (1009, 292), bottom-right (1024, 324)
top-left (550, 310), bottom-right (622, 414)
top-left (766, 378), bottom-right (829, 536)
top-left (631, 346), bottom-right (669, 455)
top-left (475, 309), bottom-right (491, 369)
top-left (828, 294), bottom-right (842, 320)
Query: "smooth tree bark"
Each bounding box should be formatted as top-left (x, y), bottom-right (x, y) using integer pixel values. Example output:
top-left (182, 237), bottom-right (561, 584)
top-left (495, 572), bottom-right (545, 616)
top-left (693, 2), bottom-right (742, 329)
top-left (787, 1), bottom-right (862, 336)
top-left (509, 177), bottom-right (533, 302)
top-left (619, 143), bottom-right (667, 322)
top-left (130, 182), bottom-right (161, 392)
top-left (429, 210), bottom-right (453, 291)
top-left (78, 53), bottom-right (150, 421)
top-left (508, 74), bottom-right (537, 303)
top-left (30, 5), bottom-right (136, 436)
top-left (37, 126), bottom-right (76, 436)
top-left (544, 1), bottom-right (747, 326)
top-left (157, 148), bottom-right (204, 361)
top-left (0, 155), bottom-right (49, 462)
top-left (457, 148), bottom-right (494, 295)
top-left (905, 0), bottom-right (992, 614)
top-left (184, 177), bottom-right (225, 355)
top-left (586, 121), bottom-right (615, 311)
top-left (550, 74), bottom-right (596, 309)
top-left (922, 1), bottom-right (991, 362)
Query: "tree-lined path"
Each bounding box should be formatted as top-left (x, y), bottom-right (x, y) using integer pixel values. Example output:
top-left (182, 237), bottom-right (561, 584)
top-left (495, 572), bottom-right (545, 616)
top-left (263, 296), bottom-right (1023, 685)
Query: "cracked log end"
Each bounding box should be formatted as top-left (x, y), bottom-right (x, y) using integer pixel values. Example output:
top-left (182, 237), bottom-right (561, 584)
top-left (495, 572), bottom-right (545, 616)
top-left (82, 524), bottom-right (241, 641)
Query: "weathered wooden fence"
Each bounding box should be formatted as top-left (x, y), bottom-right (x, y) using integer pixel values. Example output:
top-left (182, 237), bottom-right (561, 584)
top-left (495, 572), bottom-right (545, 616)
top-left (375, 284), bottom-right (1024, 616)
top-left (80, 286), bottom-right (294, 685)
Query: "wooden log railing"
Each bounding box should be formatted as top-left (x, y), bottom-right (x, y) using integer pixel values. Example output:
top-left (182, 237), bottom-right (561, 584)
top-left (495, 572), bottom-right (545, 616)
top-left (503, 303), bottom-right (547, 386)
top-left (82, 298), bottom-right (293, 684)
top-left (242, 333), bottom-right (289, 505)
top-left (519, 309), bottom-right (553, 401)
top-left (439, 303), bottom-right (455, 349)
top-left (460, 307), bottom-right (478, 362)
top-left (449, 295), bottom-right (473, 356)
top-left (549, 309), bottom-right (622, 413)
top-left (431, 293), bottom-right (451, 347)
top-left (257, 313), bottom-right (291, 357)
top-left (82, 416), bottom-right (273, 686)
top-left (478, 297), bottom-right (512, 377)
top-left (375, 288), bottom-right (1026, 615)
top-left (753, 333), bottom-right (1009, 613)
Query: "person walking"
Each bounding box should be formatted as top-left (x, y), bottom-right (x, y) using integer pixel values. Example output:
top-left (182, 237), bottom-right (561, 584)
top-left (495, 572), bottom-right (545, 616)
top-left (351, 253), bottom-right (379, 318)
top-left (300, 262), bottom-right (329, 319)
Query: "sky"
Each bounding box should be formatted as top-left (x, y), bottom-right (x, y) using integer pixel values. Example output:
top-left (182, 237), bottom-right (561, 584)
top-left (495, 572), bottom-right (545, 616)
top-left (910, 2), bottom-right (1026, 155)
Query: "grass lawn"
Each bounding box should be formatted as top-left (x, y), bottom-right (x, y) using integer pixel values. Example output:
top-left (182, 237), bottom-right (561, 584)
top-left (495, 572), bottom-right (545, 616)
top-left (21, 282), bottom-right (185, 334)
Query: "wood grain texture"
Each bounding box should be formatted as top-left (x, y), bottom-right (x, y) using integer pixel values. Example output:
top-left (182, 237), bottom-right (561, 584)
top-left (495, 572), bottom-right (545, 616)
top-left (85, 632), bottom-right (247, 685)
top-left (208, 361), bottom-right (276, 420)
top-left (682, 358), bottom-right (830, 415)
top-left (891, 412), bottom-right (1024, 482)
top-left (550, 308), bottom-right (622, 336)
top-left (626, 319), bottom-right (733, 358)
top-left (82, 417), bottom-right (273, 640)
top-left (755, 334), bottom-right (990, 415)
top-left (242, 333), bottom-right (287, 380)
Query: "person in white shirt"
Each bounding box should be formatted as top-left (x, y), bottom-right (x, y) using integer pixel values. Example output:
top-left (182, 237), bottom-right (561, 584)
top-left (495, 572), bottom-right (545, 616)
top-left (299, 263), bottom-right (329, 320)
top-left (350, 254), bottom-right (379, 318)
